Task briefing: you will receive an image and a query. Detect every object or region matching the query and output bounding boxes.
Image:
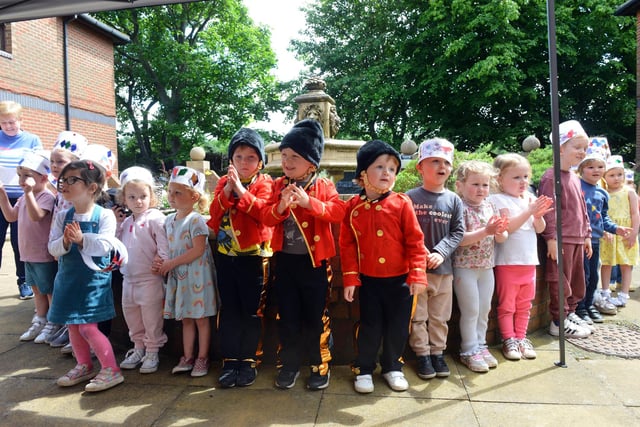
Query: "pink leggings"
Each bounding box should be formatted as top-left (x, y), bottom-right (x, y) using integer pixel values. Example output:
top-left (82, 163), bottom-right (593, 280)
top-left (494, 265), bottom-right (536, 340)
top-left (68, 323), bottom-right (119, 371)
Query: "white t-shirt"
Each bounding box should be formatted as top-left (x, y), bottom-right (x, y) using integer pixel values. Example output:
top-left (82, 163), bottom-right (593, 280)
top-left (488, 193), bottom-right (539, 266)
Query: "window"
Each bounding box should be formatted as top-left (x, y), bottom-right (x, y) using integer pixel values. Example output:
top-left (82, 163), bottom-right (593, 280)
top-left (1, 23), bottom-right (11, 55)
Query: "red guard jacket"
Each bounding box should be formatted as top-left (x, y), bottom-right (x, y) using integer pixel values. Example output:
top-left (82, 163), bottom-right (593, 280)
top-left (339, 192), bottom-right (428, 288)
top-left (262, 176), bottom-right (346, 267)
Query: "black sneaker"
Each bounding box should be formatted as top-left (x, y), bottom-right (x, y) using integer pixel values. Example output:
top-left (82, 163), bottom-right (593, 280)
top-left (417, 355), bottom-right (436, 379)
top-left (236, 362), bottom-right (257, 387)
top-left (587, 305), bottom-right (604, 323)
top-left (307, 371), bottom-right (330, 390)
top-left (576, 308), bottom-right (592, 324)
top-left (218, 367), bottom-right (237, 388)
top-left (430, 354), bottom-right (450, 378)
top-left (275, 370), bottom-right (299, 389)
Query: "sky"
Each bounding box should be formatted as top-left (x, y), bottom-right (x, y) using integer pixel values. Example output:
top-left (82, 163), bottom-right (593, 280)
top-left (243, 0), bottom-right (310, 133)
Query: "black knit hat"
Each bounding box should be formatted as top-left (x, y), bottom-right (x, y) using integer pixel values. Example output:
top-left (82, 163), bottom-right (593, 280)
top-left (279, 119), bottom-right (324, 167)
top-left (228, 128), bottom-right (266, 167)
top-left (355, 139), bottom-right (401, 178)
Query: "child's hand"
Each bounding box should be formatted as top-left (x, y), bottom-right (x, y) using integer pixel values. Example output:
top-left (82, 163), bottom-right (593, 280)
top-left (226, 165), bottom-right (243, 194)
top-left (288, 184), bottom-right (311, 209)
top-left (157, 258), bottom-right (174, 276)
top-left (410, 283), bottom-right (426, 296)
top-left (22, 177), bottom-right (36, 193)
top-left (63, 222), bottom-right (83, 245)
top-left (343, 286), bottom-right (356, 302)
top-left (531, 195), bottom-right (554, 219)
top-left (426, 252), bottom-right (444, 269)
top-left (623, 230), bottom-right (638, 249)
top-left (585, 238), bottom-right (593, 259)
top-left (546, 239), bottom-right (558, 261)
top-left (151, 256), bottom-right (164, 274)
top-left (485, 215), bottom-right (503, 236)
top-left (603, 232), bottom-right (614, 243)
top-left (277, 185), bottom-right (295, 213)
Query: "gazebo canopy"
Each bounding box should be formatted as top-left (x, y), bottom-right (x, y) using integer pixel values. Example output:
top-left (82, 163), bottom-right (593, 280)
top-left (0, 0), bottom-right (202, 23)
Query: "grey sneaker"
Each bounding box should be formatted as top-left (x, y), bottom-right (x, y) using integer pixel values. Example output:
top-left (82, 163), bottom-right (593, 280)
top-left (34, 322), bottom-right (61, 344)
top-left (120, 348), bottom-right (145, 370)
top-left (139, 352), bottom-right (159, 374)
top-left (20, 317), bottom-right (46, 341)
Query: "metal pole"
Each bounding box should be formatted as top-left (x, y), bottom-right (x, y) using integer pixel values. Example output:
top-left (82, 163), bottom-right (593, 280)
top-left (546, 0), bottom-right (567, 368)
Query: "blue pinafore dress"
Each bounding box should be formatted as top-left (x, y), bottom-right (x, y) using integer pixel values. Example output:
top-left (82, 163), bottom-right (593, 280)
top-left (48, 206), bottom-right (115, 325)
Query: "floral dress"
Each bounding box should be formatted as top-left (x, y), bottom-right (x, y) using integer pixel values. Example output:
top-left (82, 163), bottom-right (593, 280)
top-left (600, 188), bottom-right (639, 266)
top-left (163, 211), bottom-right (217, 320)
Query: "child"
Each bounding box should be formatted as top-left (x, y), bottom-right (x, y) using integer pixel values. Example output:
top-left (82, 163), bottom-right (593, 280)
top-left (261, 119), bottom-right (346, 390)
top-left (340, 140), bottom-right (427, 393)
top-left (489, 154), bottom-right (552, 361)
top-left (539, 120), bottom-right (592, 338)
top-left (453, 161), bottom-right (508, 372)
top-left (407, 138), bottom-right (465, 379)
top-left (157, 166), bottom-right (217, 377)
top-left (0, 100), bottom-right (43, 300)
top-left (578, 145), bottom-right (629, 319)
top-left (207, 128), bottom-right (273, 388)
top-left (0, 150), bottom-right (58, 343)
top-left (599, 155), bottom-right (639, 308)
top-left (46, 131), bottom-right (88, 350)
top-left (116, 166), bottom-right (169, 374)
top-left (48, 160), bottom-right (124, 392)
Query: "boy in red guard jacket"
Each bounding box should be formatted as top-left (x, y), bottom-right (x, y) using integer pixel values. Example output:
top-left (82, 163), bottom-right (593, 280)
top-left (340, 140), bottom-right (428, 394)
top-left (261, 119), bottom-right (346, 391)
top-left (208, 128), bottom-right (274, 388)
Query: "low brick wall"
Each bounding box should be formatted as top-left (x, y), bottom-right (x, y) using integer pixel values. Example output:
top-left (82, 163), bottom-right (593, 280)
top-left (110, 230), bottom-right (551, 365)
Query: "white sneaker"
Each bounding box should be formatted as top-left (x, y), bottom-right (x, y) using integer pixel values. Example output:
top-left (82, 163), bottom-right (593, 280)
top-left (518, 338), bottom-right (537, 359)
top-left (549, 319), bottom-right (590, 338)
top-left (20, 317), bottom-right (46, 341)
top-left (34, 322), bottom-right (61, 344)
top-left (61, 342), bottom-right (73, 354)
top-left (139, 352), bottom-right (159, 374)
top-left (568, 312), bottom-right (595, 333)
top-left (354, 374), bottom-right (374, 393)
top-left (382, 371), bottom-right (408, 391)
top-left (120, 348), bottom-right (145, 369)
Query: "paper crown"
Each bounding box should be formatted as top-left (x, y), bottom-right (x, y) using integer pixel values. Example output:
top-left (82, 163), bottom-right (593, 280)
top-left (418, 138), bottom-right (454, 164)
top-left (80, 235), bottom-right (128, 272)
top-left (552, 120), bottom-right (588, 146)
top-left (53, 131), bottom-right (88, 158)
top-left (625, 169), bottom-right (635, 182)
top-left (579, 138), bottom-right (609, 167)
top-left (170, 166), bottom-right (205, 195)
top-left (605, 155), bottom-right (624, 172)
top-left (81, 144), bottom-right (115, 177)
top-left (119, 166), bottom-right (155, 188)
top-left (18, 149), bottom-right (51, 176)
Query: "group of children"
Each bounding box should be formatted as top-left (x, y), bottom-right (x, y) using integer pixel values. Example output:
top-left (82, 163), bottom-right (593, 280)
top-left (2, 98), bottom-right (637, 394)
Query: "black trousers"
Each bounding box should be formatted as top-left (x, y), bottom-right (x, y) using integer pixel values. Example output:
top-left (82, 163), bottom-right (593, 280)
top-left (354, 274), bottom-right (411, 375)
top-left (274, 252), bottom-right (332, 374)
top-left (215, 253), bottom-right (267, 361)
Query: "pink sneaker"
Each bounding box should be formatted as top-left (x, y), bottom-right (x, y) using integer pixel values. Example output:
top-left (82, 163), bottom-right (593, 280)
top-left (85, 367), bottom-right (124, 392)
top-left (57, 364), bottom-right (96, 387)
top-left (190, 357), bottom-right (209, 377)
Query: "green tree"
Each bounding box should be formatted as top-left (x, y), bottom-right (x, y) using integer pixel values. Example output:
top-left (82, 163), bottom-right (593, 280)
top-left (98, 2), bottom-right (280, 170)
top-left (294, 0), bottom-right (635, 156)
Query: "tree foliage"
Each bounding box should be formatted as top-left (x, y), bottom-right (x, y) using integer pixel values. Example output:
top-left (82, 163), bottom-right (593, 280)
top-left (98, 1), bottom-right (281, 170)
top-left (293, 0), bottom-right (635, 157)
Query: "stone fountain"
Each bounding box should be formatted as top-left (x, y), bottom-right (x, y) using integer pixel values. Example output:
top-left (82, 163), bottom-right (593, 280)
top-left (264, 78), bottom-right (364, 190)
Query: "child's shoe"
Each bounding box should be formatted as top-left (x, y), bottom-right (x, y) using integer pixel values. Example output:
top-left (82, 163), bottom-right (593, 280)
top-left (416, 355), bottom-right (436, 379)
top-left (236, 360), bottom-right (258, 387)
top-left (502, 338), bottom-right (522, 360)
top-left (190, 357), bottom-right (209, 377)
top-left (34, 322), bottom-right (61, 344)
top-left (548, 319), bottom-right (590, 338)
top-left (218, 360), bottom-right (238, 388)
top-left (18, 283), bottom-right (34, 300)
top-left (615, 292), bottom-right (629, 307)
top-left (430, 354), bottom-right (450, 377)
top-left (354, 374), bottom-right (374, 394)
top-left (139, 352), bottom-right (159, 374)
top-left (307, 366), bottom-right (329, 391)
top-left (60, 342), bottom-right (73, 354)
top-left (275, 369), bottom-right (300, 389)
top-left (518, 338), bottom-right (537, 359)
top-left (47, 324), bottom-right (68, 345)
top-left (120, 348), bottom-right (145, 370)
top-left (57, 364), bottom-right (96, 387)
top-left (587, 305), bottom-right (604, 323)
top-left (594, 295), bottom-right (617, 315)
top-left (171, 356), bottom-right (194, 374)
top-left (20, 316), bottom-right (46, 341)
top-left (460, 353), bottom-right (489, 373)
top-left (568, 312), bottom-right (595, 333)
top-left (382, 371), bottom-right (408, 391)
top-left (480, 347), bottom-right (498, 368)
top-left (85, 367), bottom-right (124, 392)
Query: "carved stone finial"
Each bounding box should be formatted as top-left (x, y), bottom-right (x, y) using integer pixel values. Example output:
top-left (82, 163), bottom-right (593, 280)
top-left (329, 105), bottom-right (341, 138)
top-left (304, 77), bottom-right (327, 92)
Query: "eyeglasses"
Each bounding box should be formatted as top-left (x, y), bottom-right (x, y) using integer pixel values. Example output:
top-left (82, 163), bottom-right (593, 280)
top-left (58, 176), bottom-right (87, 186)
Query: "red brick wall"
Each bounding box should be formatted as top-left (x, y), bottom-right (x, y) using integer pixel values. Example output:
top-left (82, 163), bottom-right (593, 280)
top-left (0, 18), bottom-right (118, 172)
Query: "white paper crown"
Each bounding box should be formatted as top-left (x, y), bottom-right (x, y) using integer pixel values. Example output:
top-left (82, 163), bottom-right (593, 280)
top-left (81, 144), bottom-right (116, 177)
top-left (53, 131), bottom-right (88, 157)
top-left (120, 166), bottom-right (155, 188)
top-left (170, 166), bottom-right (205, 194)
top-left (19, 149), bottom-right (51, 176)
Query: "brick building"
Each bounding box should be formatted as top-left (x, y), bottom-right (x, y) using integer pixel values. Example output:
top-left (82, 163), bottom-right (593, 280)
top-left (0, 15), bottom-right (127, 172)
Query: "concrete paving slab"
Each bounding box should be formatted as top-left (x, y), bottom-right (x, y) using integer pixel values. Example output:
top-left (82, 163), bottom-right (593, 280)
top-left (581, 359), bottom-right (640, 407)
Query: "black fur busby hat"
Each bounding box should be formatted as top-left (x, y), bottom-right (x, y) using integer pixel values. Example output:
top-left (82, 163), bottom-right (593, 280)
top-left (228, 128), bottom-right (266, 167)
top-left (355, 139), bottom-right (401, 179)
top-left (279, 119), bottom-right (324, 167)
